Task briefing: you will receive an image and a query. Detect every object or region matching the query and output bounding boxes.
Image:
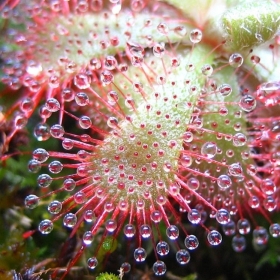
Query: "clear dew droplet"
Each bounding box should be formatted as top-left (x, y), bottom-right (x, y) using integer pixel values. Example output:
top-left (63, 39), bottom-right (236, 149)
top-left (156, 241), bottom-right (169, 256)
top-left (74, 191), bottom-right (87, 204)
top-left (37, 174), bottom-right (52, 188)
top-left (34, 123), bottom-right (50, 141)
top-left (237, 219), bottom-right (251, 234)
top-left (207, 230), bottom-right (222, 245)
top-left (121, 262), bottom-right (131, 273)
top-left (260, 178), bottom-right (276, 195)
top-left (62, 88), bottom-right (75, 102)
top-left (269, 223), bottom-right (280, 238)
top-left (25, 194), bottom-right (39, 209)
top-left (84, 209), bottom-right (95, 223)
top-left (124, 224), bottom-right (136, 238)
top-left (100, 70), bottom-right (114, 85)
top-left (62, 138), bottom-right (74, 150)
top-left (217, 174), bottom-right (232, 190)
top-left (229, 53), bottom-right (243, 67)
top-left (253, 227), bottom-right (269, 245)
top-left (83, 231), bottom-right (94, 245)
top-left (232, 235), bottom-right (246, 252)
top-left (201, 142), bottom-right (217, 159)
top-left (14, 114), bottom-right (27, 129)
top-left (46, 98), bottom-right (60, 112)
top-left (216, 209), bottom-right (231, 225)
top-left (176, 249), bottom-right (190, 265)
top-left (201, 64), bottom-right (213, 76)
top-left (184, 235), bottom-right (199, 250)
top-left (140, 224), bottom-right (151, 238)
top-left (48, 200), bottom-right (62, 214)
top-left (222, 220), bottom-right (236, 236)
top-left (38, 219), bottom-right (53, 234)
top-left (134, 247), bottom-right (147, 262)
top-left (107, 117), bottom-right (119, 129)
top-left (33, 148), bottom-right (49, 163)
top-left (79, 116), bottom-right (92, 129)
top-left (153, 261), bottom-right (166, 276)
top-left (75, 92), bottom-right (89, 106)
top-left (105, 219), bottom-right (117, 232)
top-left (74, 73), bottom-right (90, 89)
top-left (28, 159), bottom-right (41, 173)
top-left (233, 133), bottom-right (247, 147)
top-left (188, 209), bottom-right (201, 224)
top-left (87, 257), bottom-right (98, 269)
top-left (48, 160), bottom-right (63, 174)
top-left (239, 95), bottom-right (256, 112)
top-left (218, 84), bottom-right (232, 96)
top-left (189, 29), bottom-right (202, 43)
top-left (50, 124), bottom-right (65, 138)
top-left (20, 97), bottom-right (34, 113)
top-left (166, 225), bottom-right (179, 240)
top-left (153, 43), bottom-right (165, 58)
top-left (63, 178), bottom-right (76, 191)
top-left (63, 213), bottom-right (77, 228)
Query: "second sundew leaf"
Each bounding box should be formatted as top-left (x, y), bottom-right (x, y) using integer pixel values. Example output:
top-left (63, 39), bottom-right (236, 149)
top-left (185, 65), bottom-right (256, 196)
top-left (221, 0), bottom-right (280, 51)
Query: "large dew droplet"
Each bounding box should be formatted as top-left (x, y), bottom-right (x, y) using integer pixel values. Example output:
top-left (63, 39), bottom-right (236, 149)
top-left (74, 73), bottom-right (90, 89)
top-left (156, 241), bottom-right (169, 256)
top-left (83, 231), bottom-right (94, 245)
top-left (63, 213), bottom-right (77, 228)
top-left (201, 142), bottom-right (217, 159)
top-left (140, 224), bottom-right (151, 238)
top-left (38, 219), bottom-right (53, 234)
top-left (34, 123), bottom-right (50, 141)
top-left (75, 92), bottom-right (89, 106)
top-left (48, 200), bottom-right (62, 214)
top-left (216, 209), bottom-right (231, 225)
top-left (37, 174), bottom-right (52, 188)
top-left (176, 249), bottom-right (190, 265)
top-left (33, 148), bottom-right (49, 163)
top-left (189, 29), bottom-right (202, 43)
top-left (50, 124), bottom-right (65, 138)
top-left (46, 98), bottom-right (60, 112)
top-left (124, 224), bottom-right (136, 238)
top-left (218, 84), bottom-right (232, 96)
top-left (188, 209), bottom-right (201, 224)
top-left (207, 230), bottom-right (222, 245)
top-left (28, 159), bottom-right (41, 173)
top-left (25, 194), bottom-right (39, 209)
top-left (134, 247), bottom-right (146, 262)
top-left (153, 261), bottom-right (166, 276)
top-left (229, 53), bottom-right (243, 67)
top-left (269, 223), bottom-right (280, 238)
top-left (217, 174), bottom-right (232, 190)
top-left (48, 161), bottom-right (63, 174)
top-left (232, 235), bottom-right (246, 252)
top-left (184, 235), bottom-right (199, 250)
top-left (166, 225), bottom-right (179, 240)
top-left (87, 257), bottom-right (98, 269)
top-left (237, 218), bottom-right (250, 234)
top-left (239, 95), bottom-right (256, 112)
top-left (253, 227), bottom-right (268, 245)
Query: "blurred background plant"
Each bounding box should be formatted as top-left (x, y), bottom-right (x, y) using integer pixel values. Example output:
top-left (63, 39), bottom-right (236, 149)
top-left (1, 0), bottom-right (280, 280)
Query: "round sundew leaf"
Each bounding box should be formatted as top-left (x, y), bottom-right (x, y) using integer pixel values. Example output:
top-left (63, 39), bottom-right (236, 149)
top-left (221, 0), bottom-right (280, 51)
top-left (89, 44), bottom-right (216, 204)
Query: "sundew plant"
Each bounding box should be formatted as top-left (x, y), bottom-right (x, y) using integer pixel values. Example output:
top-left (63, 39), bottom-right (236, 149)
top-left (1, 0), bottom-right (280, 279)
